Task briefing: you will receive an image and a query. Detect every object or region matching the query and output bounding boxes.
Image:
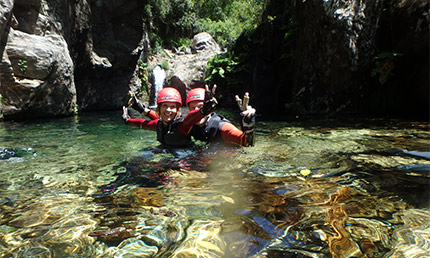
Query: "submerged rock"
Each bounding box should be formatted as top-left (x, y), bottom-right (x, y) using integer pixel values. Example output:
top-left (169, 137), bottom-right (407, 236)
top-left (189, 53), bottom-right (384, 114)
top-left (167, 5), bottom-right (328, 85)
top-left (0, 147), bottom-right (35, 160)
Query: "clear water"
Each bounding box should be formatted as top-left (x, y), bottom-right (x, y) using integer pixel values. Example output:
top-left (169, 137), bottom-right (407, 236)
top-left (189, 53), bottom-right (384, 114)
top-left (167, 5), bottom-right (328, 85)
top-left (0, 111), bottom-right (429, 258)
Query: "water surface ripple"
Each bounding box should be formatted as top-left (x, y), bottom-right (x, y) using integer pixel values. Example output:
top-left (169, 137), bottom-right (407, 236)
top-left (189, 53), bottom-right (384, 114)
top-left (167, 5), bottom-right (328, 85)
top-left (0, 112), bottom-right (429, 257)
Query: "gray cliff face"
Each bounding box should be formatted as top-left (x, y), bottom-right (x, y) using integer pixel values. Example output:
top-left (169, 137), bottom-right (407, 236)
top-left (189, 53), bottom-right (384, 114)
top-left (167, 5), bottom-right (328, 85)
top-left (3, 29), bottom-right (75, 118)
top-left (0, 0), bottom-right (428, 120)
top-left (292, 0), bottom-right (383, 114)
top-left (292, 0), bottom-right (428, 116)
top-left (0, 0), bottom-right (148, 120)
top-left (232, 0), bottom-right (428, 118)
top-left (1, 0), bottom-right (76, 119)
top-left (69, 0), bottom-right (147, 112)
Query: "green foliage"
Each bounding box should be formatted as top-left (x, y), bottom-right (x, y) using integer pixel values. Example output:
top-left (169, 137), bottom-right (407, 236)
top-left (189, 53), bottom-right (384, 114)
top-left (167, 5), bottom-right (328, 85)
top-left (0, 94), bottom-right (9, 108)
top-left (145, 0), bottom-right (198, 49)
top-left (204, 52), bottom-right (248, 90)
top-left (0, 94), bottom-right (2, 119)
top-left (17, 59), bottom-right (27, 74)
top-left (73, 104), bottom-right (79, 115)
top-left (284, 102), bottom-right (293, 111)
top-left (138, 60), bottom-right (151, 98)
top-left (168, 37), bottom-right (192, 51)
top-left (227, 0), bottom-right (265, 31)
top-left (205, 53), bottom-right (238, 82)
top-left (161, 60), bottom-right (169, 70)
top-left (196, 0), bottom-right (265, 46)
top-left (371, 52), bottom-right (402, 84)
top-left (280, 18), bottom-right (297, 60)
top-left (335, 100), bottom-right (351, 113)
top-left (194, 0), bottom-right (230, 21)
top-left (144, 0), bottom-right (265, 51)
top-left (197, 18), bottom-right (237, 46)
top-left (150, 33), bottom-right (164, 54)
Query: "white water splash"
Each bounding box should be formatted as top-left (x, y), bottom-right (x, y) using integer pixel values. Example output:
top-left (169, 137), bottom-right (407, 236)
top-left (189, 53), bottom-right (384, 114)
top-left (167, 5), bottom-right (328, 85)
top-left (149, 65), bottom-right (166, 108)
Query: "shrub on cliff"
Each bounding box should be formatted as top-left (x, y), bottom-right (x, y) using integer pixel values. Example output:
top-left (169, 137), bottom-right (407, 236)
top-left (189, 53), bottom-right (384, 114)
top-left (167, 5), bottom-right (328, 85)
top-left (145, 0), bottom-right (265, 50)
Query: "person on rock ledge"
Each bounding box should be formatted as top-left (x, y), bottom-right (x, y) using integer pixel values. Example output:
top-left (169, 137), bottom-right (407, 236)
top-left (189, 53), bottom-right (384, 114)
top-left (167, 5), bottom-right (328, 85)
top-left (122, 87), bottom-right (217, 147)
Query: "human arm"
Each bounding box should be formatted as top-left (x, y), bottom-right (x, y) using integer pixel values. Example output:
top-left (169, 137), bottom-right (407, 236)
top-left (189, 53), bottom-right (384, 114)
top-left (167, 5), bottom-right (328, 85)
top-left (127, 91), bottom-right (159, 119)
top-left (177, 109), bottom-right (206, 135)
top-left (177, 85), bottom-right (217, 136)
top-left (122, 106), bottom-right (158, 131)
top-left (146, 110), bottom-right (160, 120)
top-left (220, 122), bottom-right (246, 146)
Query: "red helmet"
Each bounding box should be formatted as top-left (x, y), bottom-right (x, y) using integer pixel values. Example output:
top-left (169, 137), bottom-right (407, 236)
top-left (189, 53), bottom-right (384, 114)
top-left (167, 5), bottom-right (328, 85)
top-left (186, 88), bottom-right (205, 106)
top-left (157, 87), bottom-right (182, 105)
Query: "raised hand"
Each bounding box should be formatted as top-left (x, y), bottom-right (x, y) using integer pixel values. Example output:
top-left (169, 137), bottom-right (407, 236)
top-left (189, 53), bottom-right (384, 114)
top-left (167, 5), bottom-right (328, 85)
top-left (127, 91), bottom-right (147, 114)
top-left (122, 106), bottom-right (130, 123)
top-left (235, 92), bottom-right (256, 133)
top-left (200, 84), bottom-right (218, 115)
top-left (235, 92), bottom-right (256, 146)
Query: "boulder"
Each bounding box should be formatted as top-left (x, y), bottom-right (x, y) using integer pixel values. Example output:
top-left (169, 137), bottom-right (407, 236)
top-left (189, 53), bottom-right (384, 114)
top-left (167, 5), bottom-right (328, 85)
top-left (1, 0), bottom-right (148, 120)
top-left (168, 75), bottom-right (187, 106)
top-left (190, 32), bottom-right (220, 54)
top-left (0, 29), bottom-right (76, 119)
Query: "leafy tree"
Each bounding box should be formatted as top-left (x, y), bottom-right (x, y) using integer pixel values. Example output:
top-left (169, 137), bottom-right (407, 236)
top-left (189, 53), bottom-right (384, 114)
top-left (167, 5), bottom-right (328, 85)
top-left (144, 0), bottom-right (265, 51)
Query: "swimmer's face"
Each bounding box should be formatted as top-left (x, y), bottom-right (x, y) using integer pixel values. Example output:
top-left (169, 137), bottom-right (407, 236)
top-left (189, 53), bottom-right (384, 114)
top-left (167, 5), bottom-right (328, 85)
top-left (188, 101), bottom-right (204, 111)
top-left (159, 102), bottom-right (179, 125)
top-left (188, 100), bottom-right (207, 126)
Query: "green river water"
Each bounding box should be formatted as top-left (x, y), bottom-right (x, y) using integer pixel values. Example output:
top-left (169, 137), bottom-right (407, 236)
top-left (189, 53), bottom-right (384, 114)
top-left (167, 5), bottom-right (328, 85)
top-left (0, 111), bottom-right (429, 258)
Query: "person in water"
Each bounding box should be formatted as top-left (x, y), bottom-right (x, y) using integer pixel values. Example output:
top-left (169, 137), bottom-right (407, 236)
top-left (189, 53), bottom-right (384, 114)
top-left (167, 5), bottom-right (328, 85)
top-left (186, 87), bottom-right (256, 147)
top-left (122, 87), bottom-right (216, 147)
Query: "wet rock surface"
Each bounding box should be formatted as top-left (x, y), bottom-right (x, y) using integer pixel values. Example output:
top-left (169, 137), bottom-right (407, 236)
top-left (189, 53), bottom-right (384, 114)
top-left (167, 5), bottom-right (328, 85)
top-left (0, 146), bottom-right (34, 160)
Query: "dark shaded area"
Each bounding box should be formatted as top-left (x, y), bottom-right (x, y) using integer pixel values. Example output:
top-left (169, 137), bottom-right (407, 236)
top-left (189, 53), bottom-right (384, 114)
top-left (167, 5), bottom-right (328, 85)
top-left (220, 0), bottom-right (428, 119)
top-left (367, 0), bottom-right (429, 118)
top-left (69, 0), bottom-right (146, 111)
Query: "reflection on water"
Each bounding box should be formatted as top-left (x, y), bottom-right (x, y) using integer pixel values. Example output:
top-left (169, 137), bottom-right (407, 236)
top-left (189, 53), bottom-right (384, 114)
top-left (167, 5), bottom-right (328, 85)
top-left (0, 112), bottom-right (429, 257)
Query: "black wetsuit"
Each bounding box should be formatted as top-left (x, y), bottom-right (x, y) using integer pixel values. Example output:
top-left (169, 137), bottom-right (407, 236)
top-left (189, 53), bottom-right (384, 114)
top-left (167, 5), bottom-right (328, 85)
top-left (156, 119), bottom-right (192, 147)
top-left (190, 113), bottom-right (230, 143)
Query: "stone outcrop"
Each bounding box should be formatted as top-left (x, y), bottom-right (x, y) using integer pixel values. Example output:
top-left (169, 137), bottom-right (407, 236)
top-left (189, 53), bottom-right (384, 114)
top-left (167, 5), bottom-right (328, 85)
top-left (70, 0), bottom-right (147, 112)
top-left (1, 28), bottom-right (75, 119)
top-left (1, 0), bottom-right (76, 120)
top-left (292, 0), bottom-right (384, 114)
top-left (0, 0), bottom-right (16, 120)
top-left (190, 32), bottom-right (220, 54)
top-left (230, 0), bottom-right (429, 118)
top-left (0, 0), bottom-right (148, 120)
top-left (292, 0), bottom-right (428, 116)
top-left (1, 0), bottom-right (427, 120)
top-left (0, 0), bottom-right (13, 44)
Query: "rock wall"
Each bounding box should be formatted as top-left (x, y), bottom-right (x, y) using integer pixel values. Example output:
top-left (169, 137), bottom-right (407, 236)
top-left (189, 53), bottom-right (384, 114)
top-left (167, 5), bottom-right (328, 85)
top-left (69, 0), bottom-right (147, 111)
top-left (231, 0), bottom-right (428, 118)
top-left (293, 0), bottom-right (383, 114)
top-left (0, 0), bottom-right (149, 120)
top-left (1, 0), bottom-right (428, 120)
top-left (1, 0), bottom-right (76, 119)
top-left (293, 0), bottom-right (428, 117)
